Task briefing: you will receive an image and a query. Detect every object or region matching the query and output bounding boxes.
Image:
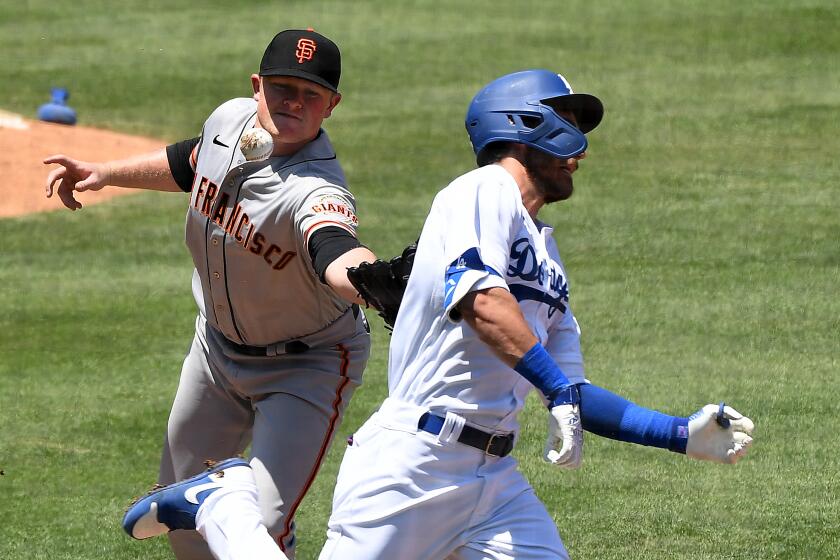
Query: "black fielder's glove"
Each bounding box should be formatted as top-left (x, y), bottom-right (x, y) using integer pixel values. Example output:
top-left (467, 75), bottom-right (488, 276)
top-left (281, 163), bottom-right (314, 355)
top-left (347, 243), bottom-right (416, 329)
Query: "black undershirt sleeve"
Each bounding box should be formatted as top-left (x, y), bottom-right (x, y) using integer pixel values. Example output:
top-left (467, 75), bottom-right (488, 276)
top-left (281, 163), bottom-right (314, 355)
top-left (166, 136), bottom-right (200, 192)
top-left (308, 226), bottom-right (364, 283)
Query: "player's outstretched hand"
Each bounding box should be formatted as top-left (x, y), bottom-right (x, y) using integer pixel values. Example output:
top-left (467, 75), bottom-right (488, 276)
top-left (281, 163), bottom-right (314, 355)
top-left (544, 403), bottom-right (583, 468)
top-left (44, 155), bottom-right (108, 211)
top-left (686, 404), bottom-right (755, 464)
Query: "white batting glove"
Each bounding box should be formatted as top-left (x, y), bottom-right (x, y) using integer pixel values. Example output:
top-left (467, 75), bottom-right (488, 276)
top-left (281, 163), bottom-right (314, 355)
top-left (544, 403), bottom-right (583, 468)
top-left (687, 403), bottom-right (755, 464)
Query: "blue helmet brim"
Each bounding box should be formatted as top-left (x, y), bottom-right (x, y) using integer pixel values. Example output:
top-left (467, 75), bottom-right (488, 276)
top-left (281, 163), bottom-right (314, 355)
top-left (543, 93), bottom-right (603, 134)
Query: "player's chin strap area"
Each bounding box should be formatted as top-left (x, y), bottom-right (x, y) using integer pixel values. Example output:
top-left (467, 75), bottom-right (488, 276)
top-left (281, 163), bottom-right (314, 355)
top-left (418, 412), bottom-right (515, 458)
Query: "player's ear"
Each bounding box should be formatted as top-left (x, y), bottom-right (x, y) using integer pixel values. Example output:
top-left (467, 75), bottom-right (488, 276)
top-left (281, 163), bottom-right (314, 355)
top-left (323, 92), bottom-right (341, 118)
top-left (251, 74), bottom-right (262, 101)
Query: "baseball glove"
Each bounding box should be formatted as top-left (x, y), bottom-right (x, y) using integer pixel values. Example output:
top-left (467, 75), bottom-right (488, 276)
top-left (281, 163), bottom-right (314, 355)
top-left (347, 243), bottom-right (416, 329)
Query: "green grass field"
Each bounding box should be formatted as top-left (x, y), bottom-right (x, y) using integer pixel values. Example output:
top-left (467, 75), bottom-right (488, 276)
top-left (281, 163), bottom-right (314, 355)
top-left (1, 1), bottom-right (839, 559)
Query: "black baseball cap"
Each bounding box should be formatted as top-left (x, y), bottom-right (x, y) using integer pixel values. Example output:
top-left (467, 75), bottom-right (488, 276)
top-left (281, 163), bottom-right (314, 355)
top-left (259, 29), bottom-right (341, 92)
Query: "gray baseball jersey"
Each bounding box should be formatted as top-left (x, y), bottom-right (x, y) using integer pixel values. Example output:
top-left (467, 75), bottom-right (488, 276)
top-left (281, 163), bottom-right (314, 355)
top-left (187, 97), bottom-right (359, 345)
top-left (160, 98), bottom-right (371, 559)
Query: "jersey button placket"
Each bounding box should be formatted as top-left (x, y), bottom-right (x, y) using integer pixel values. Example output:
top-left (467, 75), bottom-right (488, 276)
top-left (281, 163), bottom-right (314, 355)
top-left (207, 198), bottom-right (236, 340)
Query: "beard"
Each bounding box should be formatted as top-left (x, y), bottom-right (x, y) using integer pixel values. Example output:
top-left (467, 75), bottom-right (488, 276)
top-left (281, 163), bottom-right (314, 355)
top-left (523, 147), bottom-right (574, 203)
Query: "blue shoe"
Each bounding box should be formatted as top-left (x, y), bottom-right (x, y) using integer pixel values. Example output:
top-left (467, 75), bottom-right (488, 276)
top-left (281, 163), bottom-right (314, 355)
top-left (123, 457), bottom-right (250, 539)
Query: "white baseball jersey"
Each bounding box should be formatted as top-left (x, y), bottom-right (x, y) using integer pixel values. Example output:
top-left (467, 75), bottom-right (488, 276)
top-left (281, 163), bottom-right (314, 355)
top-left (186, 98), bottom-right (360, 346)
top-left (388, 163), bottom-right (587, 432)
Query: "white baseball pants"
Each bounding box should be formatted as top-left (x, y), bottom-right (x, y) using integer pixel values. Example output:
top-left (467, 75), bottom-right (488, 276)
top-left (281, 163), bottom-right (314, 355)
top-left (196, 464), bottom-right (287, 560)
top-left (319, 397), bottom-right (570, 560)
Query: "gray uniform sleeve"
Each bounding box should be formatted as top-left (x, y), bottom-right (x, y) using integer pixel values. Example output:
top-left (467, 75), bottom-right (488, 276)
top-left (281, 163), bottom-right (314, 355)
top-left (296, 186), bottom-right (360, 247)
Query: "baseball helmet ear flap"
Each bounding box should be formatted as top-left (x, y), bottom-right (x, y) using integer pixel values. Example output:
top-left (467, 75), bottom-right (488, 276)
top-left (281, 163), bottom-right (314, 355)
top-left (517, 104), bottom-right (589, 157)
top-left (465, 69), bottom-right (603, 161)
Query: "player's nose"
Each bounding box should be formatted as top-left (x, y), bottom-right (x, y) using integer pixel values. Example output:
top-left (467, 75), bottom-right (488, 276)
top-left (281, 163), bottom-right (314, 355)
top-left (281, 92), bottom-right (304, 109)
top-left (568, 151), bottom-right (586, 170)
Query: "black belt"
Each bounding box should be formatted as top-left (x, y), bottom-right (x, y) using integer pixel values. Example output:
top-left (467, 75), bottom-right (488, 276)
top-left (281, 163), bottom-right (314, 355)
top-left (418, 412), bottom-right (515, 457)
top-left (229, 339), bottom-right (310, 356)
top-left (215, 305), bottom-right (363, 356)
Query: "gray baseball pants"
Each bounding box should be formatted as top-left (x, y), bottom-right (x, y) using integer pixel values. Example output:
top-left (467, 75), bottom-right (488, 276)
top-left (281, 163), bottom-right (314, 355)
top-left (158, 307), bottom-right (370, 559)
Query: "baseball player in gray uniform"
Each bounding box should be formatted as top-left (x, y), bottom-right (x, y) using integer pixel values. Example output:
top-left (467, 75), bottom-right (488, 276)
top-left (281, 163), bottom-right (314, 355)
top-left (44, 29), bottom-right (375, 559)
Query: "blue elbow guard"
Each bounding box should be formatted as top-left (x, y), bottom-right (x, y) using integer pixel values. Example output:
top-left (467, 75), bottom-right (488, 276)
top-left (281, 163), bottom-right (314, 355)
top-left (514, 343), bottom-right (579, 407)
top-left (578, 384), bottom-right (689, 453)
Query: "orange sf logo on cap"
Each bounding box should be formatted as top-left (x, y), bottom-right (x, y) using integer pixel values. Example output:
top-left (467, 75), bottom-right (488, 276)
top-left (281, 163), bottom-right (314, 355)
top-left (296, 38), bottom-right (317, 63)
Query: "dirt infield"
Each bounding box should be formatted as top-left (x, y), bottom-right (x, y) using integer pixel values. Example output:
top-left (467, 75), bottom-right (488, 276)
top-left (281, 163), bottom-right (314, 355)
top-left (0, 110), bottom-right (165, 218)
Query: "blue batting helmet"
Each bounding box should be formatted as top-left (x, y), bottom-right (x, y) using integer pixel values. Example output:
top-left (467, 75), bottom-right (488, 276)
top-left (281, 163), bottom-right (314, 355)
top-left (465, 69), bottom-right (603, 160)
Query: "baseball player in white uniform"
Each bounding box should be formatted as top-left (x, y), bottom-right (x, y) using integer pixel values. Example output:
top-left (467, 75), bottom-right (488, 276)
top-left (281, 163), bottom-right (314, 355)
top-left (44, 29), bottom-right (377, 560)
top-left (120, 70), bottom-right (755, 560)
top-left (318, 69), bottom-right (755, 559)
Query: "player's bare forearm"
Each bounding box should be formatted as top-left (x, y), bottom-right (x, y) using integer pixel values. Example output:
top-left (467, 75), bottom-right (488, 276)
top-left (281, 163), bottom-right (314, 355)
top-left (97, 149), bottom-right (182, 192)
top-left (45, 148), bottom-right (181, 211)
top-left (462, 287), bottom-right (583, 468)
top-left (45, 149), bottom-right (180, 192)
top-left (324, 246), bottom-right (378, 305)
top-left (459, 287), bottom-right (538, 367)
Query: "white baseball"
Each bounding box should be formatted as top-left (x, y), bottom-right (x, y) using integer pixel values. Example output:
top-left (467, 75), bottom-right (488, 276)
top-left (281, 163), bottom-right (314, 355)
top-left (240, 128), bottom-right (274, 161)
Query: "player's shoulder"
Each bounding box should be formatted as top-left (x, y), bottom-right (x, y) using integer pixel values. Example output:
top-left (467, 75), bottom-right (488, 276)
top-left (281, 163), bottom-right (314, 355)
top-left (284, 130), bottom-right (348, 188)
top-left (205, 98), bottom-right (257, 124)
top-left (298, 179), bottom-right (354, 204)
top-left (435, 164), bottom-right (520, 206)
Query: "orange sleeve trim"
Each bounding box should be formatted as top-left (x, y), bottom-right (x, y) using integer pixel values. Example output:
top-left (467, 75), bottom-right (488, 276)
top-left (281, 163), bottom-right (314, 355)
top-left (303, 220), bottom-right (356, 243)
